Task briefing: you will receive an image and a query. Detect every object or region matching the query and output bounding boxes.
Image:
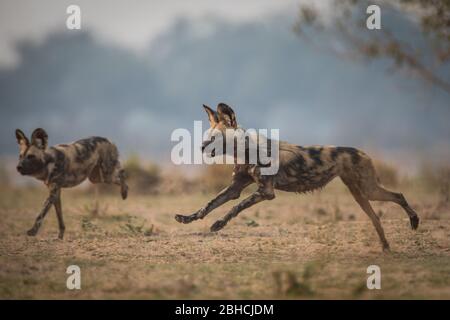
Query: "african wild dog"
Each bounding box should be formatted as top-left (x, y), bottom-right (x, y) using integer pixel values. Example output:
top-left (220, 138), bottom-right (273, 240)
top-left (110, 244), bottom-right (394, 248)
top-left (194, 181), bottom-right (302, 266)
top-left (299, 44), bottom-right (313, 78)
top-left (175, 103), bottom-right (420, 251)
top-left (15, 128), bottom-right (128, 239)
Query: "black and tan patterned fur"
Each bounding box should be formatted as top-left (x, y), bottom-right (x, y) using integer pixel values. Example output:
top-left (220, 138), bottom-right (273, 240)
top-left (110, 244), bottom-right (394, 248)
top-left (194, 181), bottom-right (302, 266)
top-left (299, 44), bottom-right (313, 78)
top-left (175, 104), bottom-right (420, 251)
top-left (15, 128), bottom-right (128, 239)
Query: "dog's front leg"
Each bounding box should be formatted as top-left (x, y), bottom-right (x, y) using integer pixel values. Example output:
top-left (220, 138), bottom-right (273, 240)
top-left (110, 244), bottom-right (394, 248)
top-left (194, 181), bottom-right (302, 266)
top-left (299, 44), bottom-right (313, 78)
top-left (27, 185), bottom-right (60, 237)
top-left (53, 189), bottom-right (65, 239)
top-left (175, 175), bottom-right (253, 224)
top-left (210, 181), bottom-right (275, 232)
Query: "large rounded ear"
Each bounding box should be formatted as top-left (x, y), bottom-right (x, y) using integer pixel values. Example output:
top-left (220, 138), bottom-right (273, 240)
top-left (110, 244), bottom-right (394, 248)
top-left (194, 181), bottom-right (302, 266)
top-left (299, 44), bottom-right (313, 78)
top-left (15, 129), bottom-right (29, 151)
top-left (217, 103), bottom-right (237, 128)
top-left (31, 128), bottom-right (48, 149)
top-left (203, 104), bottom-right (218, 126)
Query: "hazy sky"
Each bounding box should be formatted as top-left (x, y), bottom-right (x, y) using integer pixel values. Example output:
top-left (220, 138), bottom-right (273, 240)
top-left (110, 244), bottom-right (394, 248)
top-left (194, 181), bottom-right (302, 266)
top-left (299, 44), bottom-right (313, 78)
top-left (0, 0), bottom-right (448, 172)
top-left (0, 0), bottom-right (306, 67)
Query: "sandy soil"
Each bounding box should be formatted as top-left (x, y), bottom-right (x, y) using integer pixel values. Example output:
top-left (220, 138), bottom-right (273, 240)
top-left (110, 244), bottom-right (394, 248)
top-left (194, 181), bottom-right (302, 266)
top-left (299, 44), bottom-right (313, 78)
top-left (0, 181), bottom-right (449, 299)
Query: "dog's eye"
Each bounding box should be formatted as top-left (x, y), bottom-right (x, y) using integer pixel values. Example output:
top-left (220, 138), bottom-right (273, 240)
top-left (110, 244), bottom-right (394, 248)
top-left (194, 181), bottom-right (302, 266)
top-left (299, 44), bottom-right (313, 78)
top-left (26, 154), bottom-right (36, 160)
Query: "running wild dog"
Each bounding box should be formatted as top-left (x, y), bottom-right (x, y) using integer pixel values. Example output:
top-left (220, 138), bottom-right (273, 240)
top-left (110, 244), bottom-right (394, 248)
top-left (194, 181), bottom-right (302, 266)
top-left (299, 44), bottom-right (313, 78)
top-left (15, 128), bottom-right (128, 239)
top-left (175, 103), bottom-right (420, 251)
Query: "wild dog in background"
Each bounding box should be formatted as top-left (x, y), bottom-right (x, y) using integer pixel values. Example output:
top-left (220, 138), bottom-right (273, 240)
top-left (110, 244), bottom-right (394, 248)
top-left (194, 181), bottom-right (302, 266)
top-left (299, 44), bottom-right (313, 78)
top-left (15, 128), bottom-right (128, 239)
top-left (175, 103), bottom-right (420, 251)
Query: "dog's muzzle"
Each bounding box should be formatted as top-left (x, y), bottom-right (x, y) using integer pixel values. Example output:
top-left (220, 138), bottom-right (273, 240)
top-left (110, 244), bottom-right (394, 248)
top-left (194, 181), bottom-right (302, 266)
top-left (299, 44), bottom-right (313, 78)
top-left (17, 164), bottom-right (24, 174)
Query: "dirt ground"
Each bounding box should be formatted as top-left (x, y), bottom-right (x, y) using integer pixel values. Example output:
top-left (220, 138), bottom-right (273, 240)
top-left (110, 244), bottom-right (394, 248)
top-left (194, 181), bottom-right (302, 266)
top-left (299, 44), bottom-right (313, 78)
top-left (0, 180), bottom-right (449, 299)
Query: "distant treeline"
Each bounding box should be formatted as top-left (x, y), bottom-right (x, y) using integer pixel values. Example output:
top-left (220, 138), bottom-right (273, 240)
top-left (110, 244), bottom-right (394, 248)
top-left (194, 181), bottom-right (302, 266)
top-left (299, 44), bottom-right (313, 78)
top-left (0, 157), bottom-right (449, 206)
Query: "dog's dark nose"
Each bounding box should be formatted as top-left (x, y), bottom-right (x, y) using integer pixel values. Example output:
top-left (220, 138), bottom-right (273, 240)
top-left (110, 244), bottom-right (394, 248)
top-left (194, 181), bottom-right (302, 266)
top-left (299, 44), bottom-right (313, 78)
top-left (16, 164), bottom-right (23, 172)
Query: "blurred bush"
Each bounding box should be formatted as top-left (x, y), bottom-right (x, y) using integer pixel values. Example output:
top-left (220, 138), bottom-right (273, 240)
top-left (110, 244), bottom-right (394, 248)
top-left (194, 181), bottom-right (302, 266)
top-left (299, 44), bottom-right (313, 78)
top-left (418, 164), bottom-right (450, 206)
top-left (373, 159), bottom-right (399, 188)
top-left (123, 154), bottom-right (161, 194)
top-left (198, 164), bottom-right (234, 193)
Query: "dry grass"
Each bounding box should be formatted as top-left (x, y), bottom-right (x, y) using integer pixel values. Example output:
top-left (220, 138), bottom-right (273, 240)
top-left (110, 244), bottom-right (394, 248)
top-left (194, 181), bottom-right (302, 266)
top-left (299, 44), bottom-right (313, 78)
top-left (0, 180), bottom-right (449, 299)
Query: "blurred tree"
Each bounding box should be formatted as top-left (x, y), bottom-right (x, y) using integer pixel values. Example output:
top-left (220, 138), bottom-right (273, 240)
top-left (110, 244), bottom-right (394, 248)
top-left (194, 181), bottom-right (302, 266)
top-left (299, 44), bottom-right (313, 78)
top-left (294, 0), bottom-right (450, 93)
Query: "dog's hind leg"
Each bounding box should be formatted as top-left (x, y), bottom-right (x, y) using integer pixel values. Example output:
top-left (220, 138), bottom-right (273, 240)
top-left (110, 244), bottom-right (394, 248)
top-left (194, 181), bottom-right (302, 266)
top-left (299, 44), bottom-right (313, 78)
top-left (118, 168), bottom-right (128, 200)
top-left (88, 165), bottom-right (103, 183)
top-left (345, 157), bottom-right (419, 230)
top-left (367, 186), bottom-right (419, 230)
top-left (344, 181), bottom-right (390, 251)
top-left (87, 165), bottom-right (103, 215)
top-left (341, 153), bottom-right (419, 230)
top-left (103, 150), bottom-right (128, 199)
top-left (111, 164), bottom-right (128, 200)
top-left (89, 161), bottom-right (128, 200)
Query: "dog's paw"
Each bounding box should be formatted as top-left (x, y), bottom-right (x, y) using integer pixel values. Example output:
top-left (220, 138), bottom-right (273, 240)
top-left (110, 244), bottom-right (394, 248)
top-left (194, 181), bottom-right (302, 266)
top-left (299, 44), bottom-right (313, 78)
top-left (26, 228), bottom-right (37, 236)
top-left (410, 215), bottom-right (419, 230)
top-left (210, 219), bottom-right (227, 232)
top-left (175, 214), bottom-right (195, 224)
